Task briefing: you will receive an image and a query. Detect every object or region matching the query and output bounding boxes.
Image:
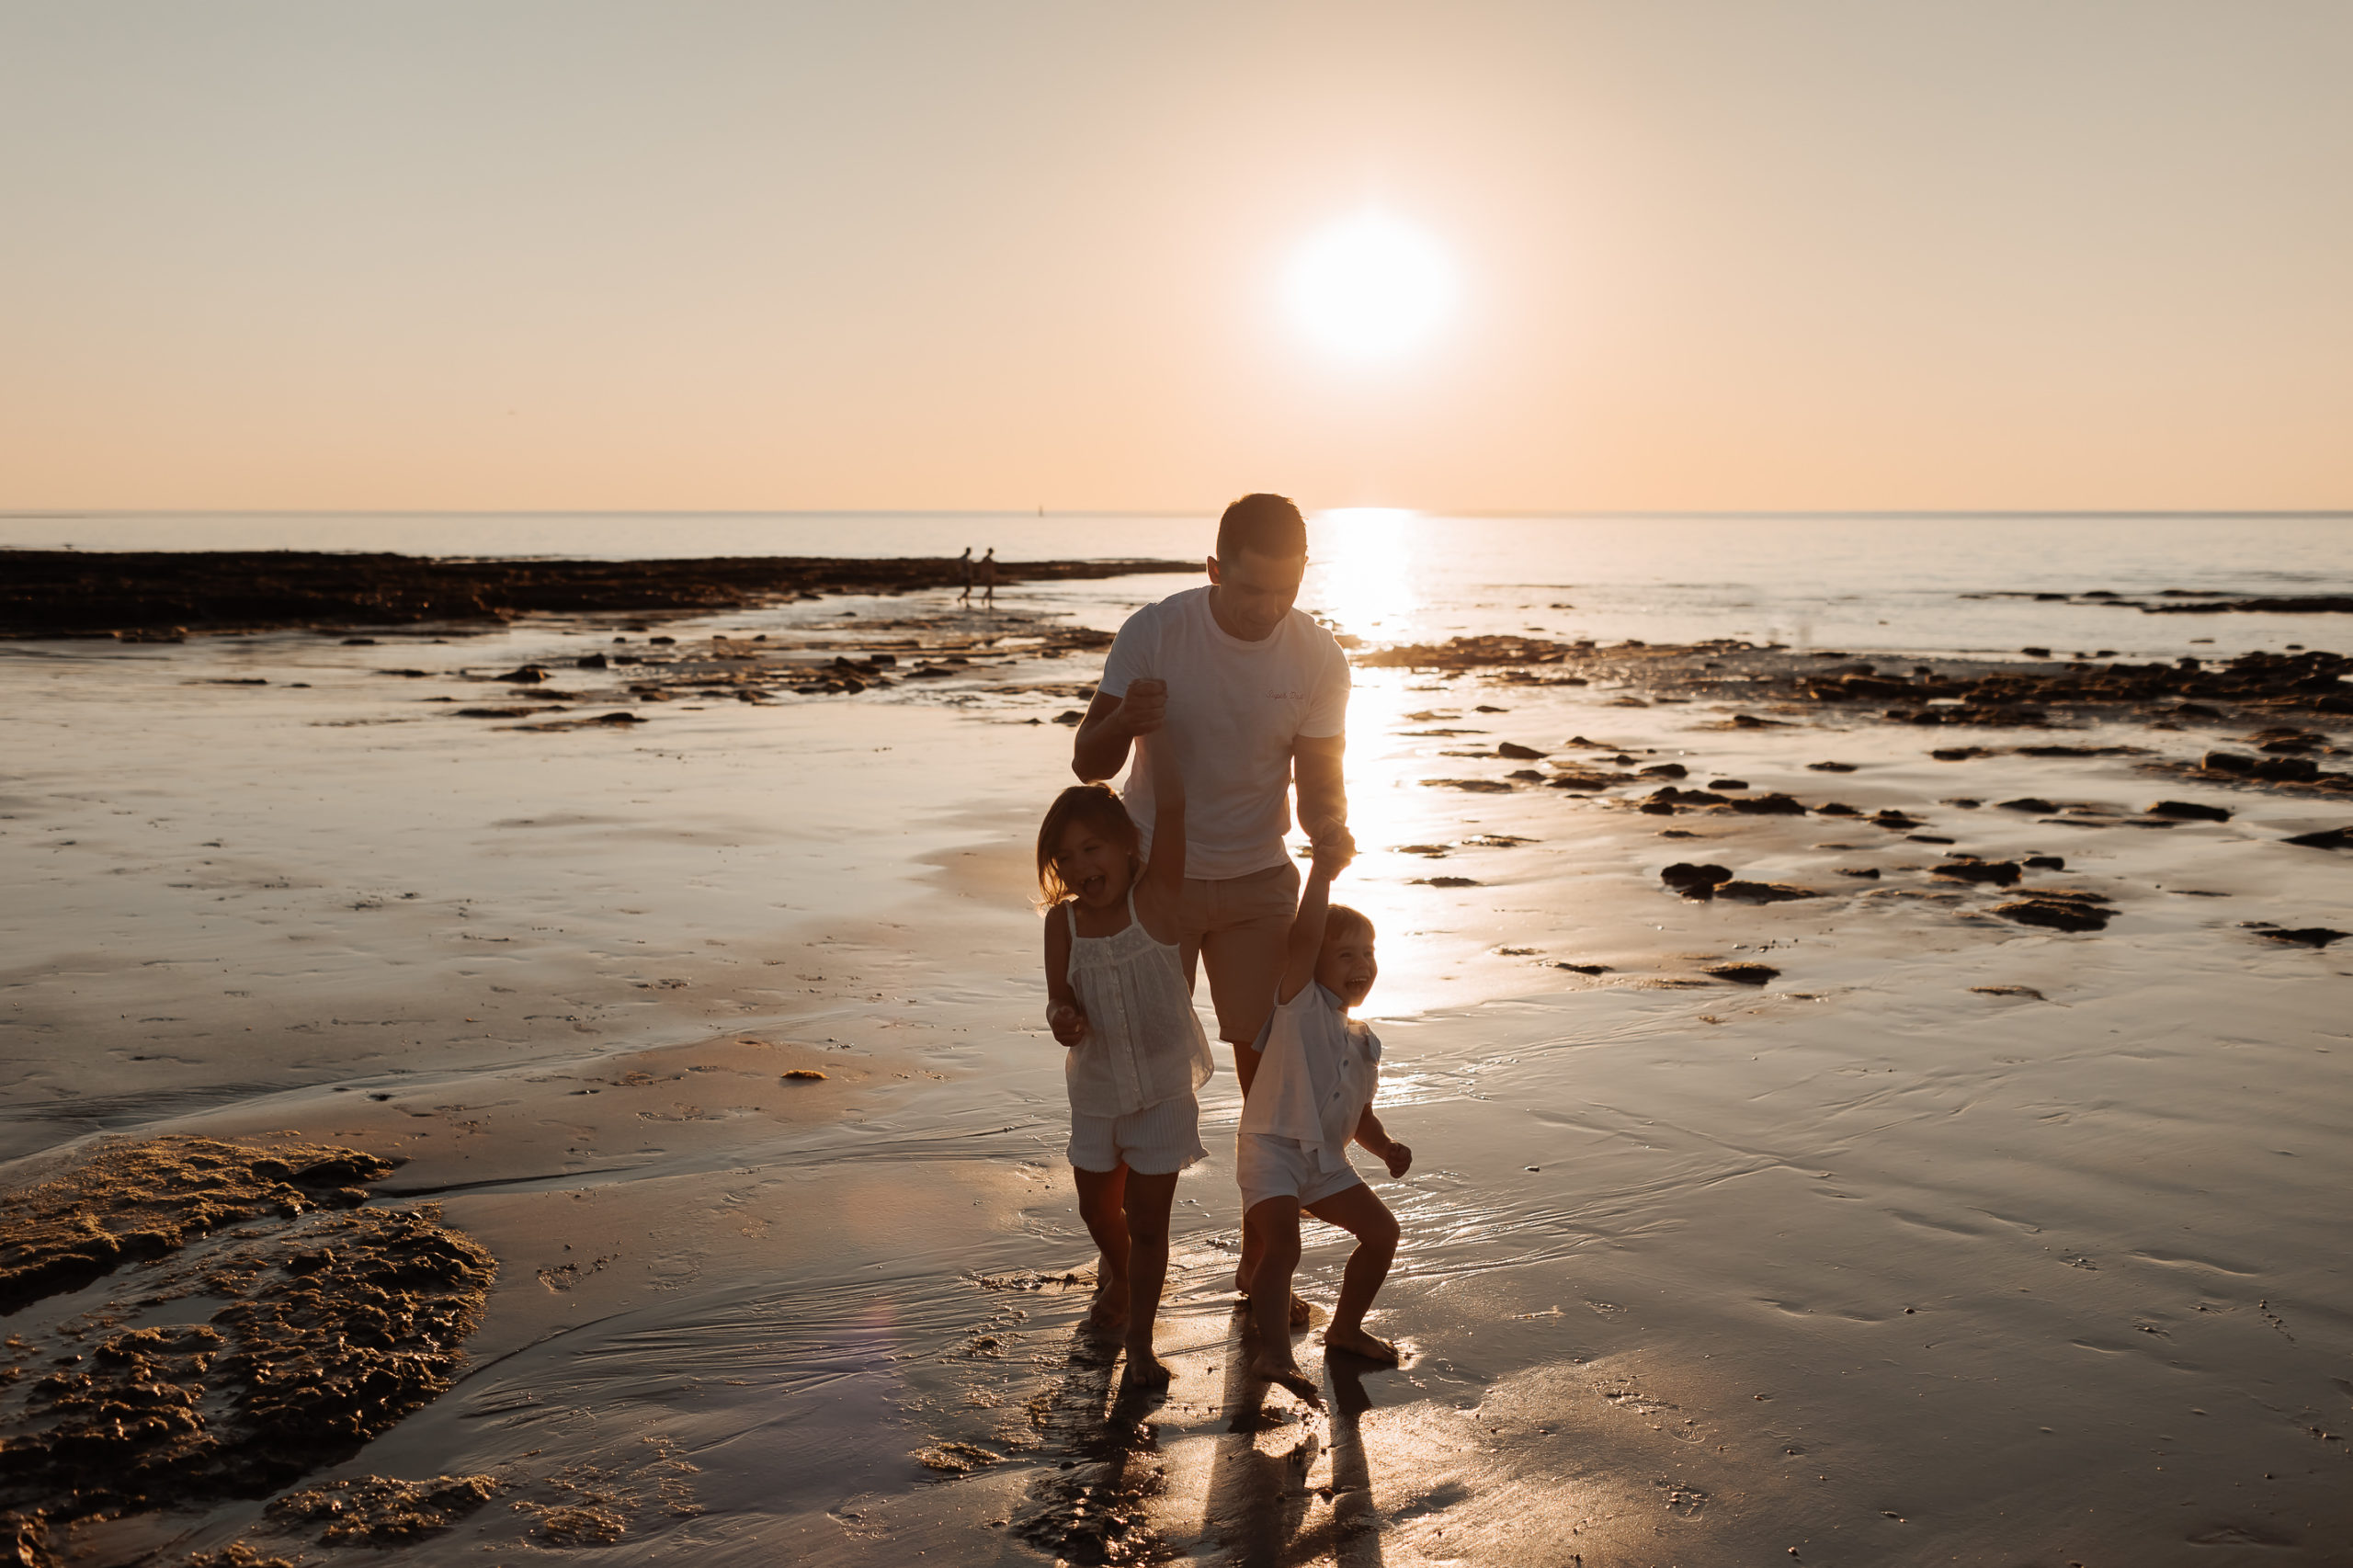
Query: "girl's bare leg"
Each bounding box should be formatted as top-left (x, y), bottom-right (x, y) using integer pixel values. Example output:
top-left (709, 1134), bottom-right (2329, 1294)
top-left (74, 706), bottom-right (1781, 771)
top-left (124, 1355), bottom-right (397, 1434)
top-left (1120, 1170), bottom-right (1180, 1386)
top-left (1303, 1183), bottom-right (1401, 1363)
top-left (1243, 1197), bottom-right (1324, 1408)
top-left (1073, 1165), bottom-right (1131, 1335)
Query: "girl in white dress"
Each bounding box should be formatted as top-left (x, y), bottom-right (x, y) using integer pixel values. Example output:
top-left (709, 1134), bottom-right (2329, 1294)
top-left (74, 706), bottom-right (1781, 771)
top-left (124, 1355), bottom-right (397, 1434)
top-left (1037, 683), bottom-right (1213, 1387)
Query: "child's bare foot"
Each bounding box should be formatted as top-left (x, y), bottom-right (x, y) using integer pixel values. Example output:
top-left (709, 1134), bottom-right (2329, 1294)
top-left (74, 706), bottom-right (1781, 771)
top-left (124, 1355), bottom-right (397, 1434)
top-left (1120, 1348), bottom-right (1173, 1391)
top-left (1249, 1350), bottom-right (1324, 1409)
top-left (1322, 1324), bottom-right (1401, 1364)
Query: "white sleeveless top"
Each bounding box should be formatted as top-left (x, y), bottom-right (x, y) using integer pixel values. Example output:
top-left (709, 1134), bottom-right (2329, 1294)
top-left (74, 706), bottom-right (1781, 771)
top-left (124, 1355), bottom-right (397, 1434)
top-left (1063, 891), bottom-right (1215, 1118)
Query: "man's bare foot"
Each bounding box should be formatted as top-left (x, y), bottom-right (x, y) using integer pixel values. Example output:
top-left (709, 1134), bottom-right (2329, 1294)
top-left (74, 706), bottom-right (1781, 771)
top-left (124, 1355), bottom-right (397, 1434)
top-left (1234, 1288), bottom-right (1314, 1327)
top-left (1086, 1287), bottom-right (1128, 1335)
top-left (1322, 1324), bottom-right (1401, 1364)
top-left (1120, 1348), bottom-right (1173, 1391)
top-left (1248, 1351), bottom-right (1324, 1409)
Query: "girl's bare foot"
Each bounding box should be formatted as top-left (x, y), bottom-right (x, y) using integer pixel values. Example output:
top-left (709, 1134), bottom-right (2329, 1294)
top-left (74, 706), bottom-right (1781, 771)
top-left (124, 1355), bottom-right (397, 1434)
top-left (1322, 1324), bottom-right (1400, 1363)
top-left (1121, 1348), bottom-right (1173, 1391)
top-left (1248, 1350), bottom-right (1325, 1409)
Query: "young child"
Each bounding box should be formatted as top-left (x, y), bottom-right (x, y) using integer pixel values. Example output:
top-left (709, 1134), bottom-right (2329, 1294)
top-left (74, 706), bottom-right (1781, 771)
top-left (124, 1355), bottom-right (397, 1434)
top-left (1039, 684), bottom-right (1213, 1388)
top-left (1236, 840), bottom-right (1411, 1407)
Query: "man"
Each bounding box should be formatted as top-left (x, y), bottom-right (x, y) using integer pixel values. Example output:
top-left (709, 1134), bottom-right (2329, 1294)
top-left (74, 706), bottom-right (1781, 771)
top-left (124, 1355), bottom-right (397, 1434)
top-left (1071, 493), bottom-right (1351, 1085)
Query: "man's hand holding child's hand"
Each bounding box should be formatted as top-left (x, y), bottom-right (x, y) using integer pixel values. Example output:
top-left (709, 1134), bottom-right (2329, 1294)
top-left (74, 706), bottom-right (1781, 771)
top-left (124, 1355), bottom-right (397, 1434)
top-left (1120, 677), bottom-right (1168, 737)
top-left (1306, 817), bottom-right (1356, 879)
top-left (1048, 1001), bottom-right (1088, 1046)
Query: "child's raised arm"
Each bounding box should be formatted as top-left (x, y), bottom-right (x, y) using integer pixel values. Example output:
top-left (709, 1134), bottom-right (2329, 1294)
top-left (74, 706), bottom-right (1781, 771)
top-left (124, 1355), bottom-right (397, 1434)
top-left (1277, 837), bottom-right (1354, 1004)
top-left (1132, 683), bottom-right (1187, 937)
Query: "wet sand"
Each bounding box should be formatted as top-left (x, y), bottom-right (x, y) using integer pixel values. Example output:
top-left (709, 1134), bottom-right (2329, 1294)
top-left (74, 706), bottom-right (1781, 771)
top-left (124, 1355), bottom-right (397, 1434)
top-left (4, 580), bottom-right (2350, 1565)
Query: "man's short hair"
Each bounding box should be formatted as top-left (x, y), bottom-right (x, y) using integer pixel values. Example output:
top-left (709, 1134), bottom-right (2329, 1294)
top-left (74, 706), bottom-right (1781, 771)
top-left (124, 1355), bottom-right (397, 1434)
top-left (1216, 494), bottom-right (1307, 562)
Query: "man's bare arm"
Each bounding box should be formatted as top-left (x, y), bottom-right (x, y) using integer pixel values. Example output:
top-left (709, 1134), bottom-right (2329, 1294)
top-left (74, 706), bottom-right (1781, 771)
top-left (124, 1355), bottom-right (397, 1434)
top-left (1293, 733), bottom-right (1348, 847)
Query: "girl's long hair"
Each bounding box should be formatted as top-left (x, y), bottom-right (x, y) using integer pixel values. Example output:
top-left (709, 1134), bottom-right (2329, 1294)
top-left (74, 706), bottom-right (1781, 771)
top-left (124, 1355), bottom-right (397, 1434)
top-left (1036, 784), bottom-right (1142, 909)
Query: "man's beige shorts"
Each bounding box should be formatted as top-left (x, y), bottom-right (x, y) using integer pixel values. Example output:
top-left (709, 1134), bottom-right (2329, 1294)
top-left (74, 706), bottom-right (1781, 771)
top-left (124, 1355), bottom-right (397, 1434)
top-left (1173, 860), bottom-right (1302, 1046)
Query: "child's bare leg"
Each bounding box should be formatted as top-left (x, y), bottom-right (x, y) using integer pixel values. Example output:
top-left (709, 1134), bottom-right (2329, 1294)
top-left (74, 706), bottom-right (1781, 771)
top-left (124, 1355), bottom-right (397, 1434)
top-left (1243, 1198), bottom-right (1324, 1408)
top-left (1304, 1184), bottom-right (1401, 1363)
top-left (1073, 1165), bottom-right (1131, 1334)
top-left (1233, 1226), bottom-right (1314, 1325)
top-left (1120, 1170), bottom-right (1179, 1386)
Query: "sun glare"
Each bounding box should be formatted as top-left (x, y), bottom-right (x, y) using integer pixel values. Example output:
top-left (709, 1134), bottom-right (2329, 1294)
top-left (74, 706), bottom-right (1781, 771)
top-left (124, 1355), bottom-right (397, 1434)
top-left (1285, 212), bottom-right (1458, 358)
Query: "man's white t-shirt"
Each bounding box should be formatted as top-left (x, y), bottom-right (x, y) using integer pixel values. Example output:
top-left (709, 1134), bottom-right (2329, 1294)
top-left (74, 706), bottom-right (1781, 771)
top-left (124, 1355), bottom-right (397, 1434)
top-left (1097, 586), bottom-right (1350, 881)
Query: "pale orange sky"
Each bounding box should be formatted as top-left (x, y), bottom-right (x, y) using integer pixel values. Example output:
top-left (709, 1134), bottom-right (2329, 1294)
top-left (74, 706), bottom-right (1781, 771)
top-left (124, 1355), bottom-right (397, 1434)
top-left (3, 1), bottom-right (2349, 514)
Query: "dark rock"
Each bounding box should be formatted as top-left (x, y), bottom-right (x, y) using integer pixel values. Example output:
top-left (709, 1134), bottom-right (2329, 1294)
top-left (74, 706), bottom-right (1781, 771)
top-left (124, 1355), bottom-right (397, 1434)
top-left (1933, 860), bottom-right (2022, 886)
top-left (1996, 798), bottom-right (2057, 813)
top-left (1652, 786), bottom-right (1729, 806)
top-left (574, 653), bottom-right (608, 669)
top-left (1639, 801), bottom-right (1680, 815)
top-left (1638, 762), bottom-right (1688, 778)
top-left (1971, 984), bottom-right (2046, 1000)
top-left (1931, 746), bottom-right (1995, 761)
top-left (591, 711), bottom-right (646, 725)
top-left (1944, 798), bottom-right (1983, 808)
top-left (1707, 963), bottom-right (1779, 984)
top-left (1547, 772), bottom-right (1619, 790)
top-left (1660, 862), bottom-right (1734, 894)
top-left (1872, 810), bottom-right (1924, 828)
top-left (1906, 834), bottom-right (1956, 844)
top-left (1551, 962), bottom-right (1612, 974)
top-left (1990, 899), bottom-right (2111, 932)
top-left (2200, 751), bottom-right (2256, 775)
top-left (2257, 927), bottom-right (2347, 947)
top-left (494, 665), bottom-right (551, 683)
top-left (1714, 881), bottom-right (1822, 903)
top-left (1806, 761), bottom-right (1858, 772)
top-left (2280, 826), bottom-right (2353, 850)
top-left (1728, 792), bottom-right (1806, 815)
top-left (2020, 646), bottom-right (2052, 657)
top-left (1426, 778), bottom-right (1515, 793)
top-left (2254, 756), bottom-right (2321, 782)
top-left (1709, 778), bottom-right (1750, 790)
top-left (1411, 876), bottom-right (1482, 888)
top-left (1507, 768), bottom-right (1547, 781)
top-left (2144, 800), bottom-right (2231, 822)
top-left (1835, 867), bottom-right (1881, 879)
top-left (2024, 855), bottom-right (2066, 870)
top-left (1497, 742), bottom-right (1547, 759)
top-left (650, 635), bottom-right (677, 644)
top-left (1814, 801), bottom-right (1859, 816)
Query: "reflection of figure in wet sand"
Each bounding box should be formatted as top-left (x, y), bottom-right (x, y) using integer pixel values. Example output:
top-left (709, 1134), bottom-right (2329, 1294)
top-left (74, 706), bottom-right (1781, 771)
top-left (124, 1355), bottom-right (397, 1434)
top-left (1038, 702), bottom-right (1215, 1389)
top-left (1237, 846), bottom-right (1410, 1405)
top-left (1195, 1345), bottom-right (1387, 1568)
top-left (979, 546), bottom-right (997, 608)
top-left (955, 545), bottom-right (973, 603)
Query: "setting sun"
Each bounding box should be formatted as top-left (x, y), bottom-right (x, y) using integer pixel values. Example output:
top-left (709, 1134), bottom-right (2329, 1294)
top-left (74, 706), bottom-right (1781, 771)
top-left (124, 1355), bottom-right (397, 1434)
top-left (1284, 211), bottom-right (1459, 359)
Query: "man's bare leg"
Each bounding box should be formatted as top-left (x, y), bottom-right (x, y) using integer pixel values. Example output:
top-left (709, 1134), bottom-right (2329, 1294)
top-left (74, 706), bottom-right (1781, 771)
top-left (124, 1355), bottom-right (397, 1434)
top-left (1120, 1170), bottom-right (1179, 1387)
top-left (1303, 1183), bottom-right (1402, 1363)
top-left (1073, 1165), bottom-right (1131, 1335)
top-left (1242, 1196), bottom-right (1324, 1408)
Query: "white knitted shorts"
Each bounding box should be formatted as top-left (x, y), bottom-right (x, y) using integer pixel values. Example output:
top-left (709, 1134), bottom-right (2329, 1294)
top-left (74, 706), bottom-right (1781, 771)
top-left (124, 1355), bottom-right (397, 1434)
top-left (1068, 1090), bottom-right (1205, 1176)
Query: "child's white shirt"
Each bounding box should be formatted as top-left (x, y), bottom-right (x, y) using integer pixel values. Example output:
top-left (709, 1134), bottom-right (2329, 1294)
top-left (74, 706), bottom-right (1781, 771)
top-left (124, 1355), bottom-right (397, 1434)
top-left (1063, 892), bottom-right (1215, 1117)
top-left (1238, 983), bottom-right (1381, 1174)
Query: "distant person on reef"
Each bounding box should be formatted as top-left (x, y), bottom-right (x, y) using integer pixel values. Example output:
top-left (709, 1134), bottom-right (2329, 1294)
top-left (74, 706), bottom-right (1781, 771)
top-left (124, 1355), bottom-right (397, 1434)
top-left (956, 546), bottom-right (974, 604)
top-left (979, 547), bottom-right (998, 608)
top-left (1072, 492), bottom-right (1351, 1315)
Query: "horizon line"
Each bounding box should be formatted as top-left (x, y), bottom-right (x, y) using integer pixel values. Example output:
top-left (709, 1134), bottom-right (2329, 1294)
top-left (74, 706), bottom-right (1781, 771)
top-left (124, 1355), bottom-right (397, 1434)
top-left (3, 507), bottom-right (2349, 522)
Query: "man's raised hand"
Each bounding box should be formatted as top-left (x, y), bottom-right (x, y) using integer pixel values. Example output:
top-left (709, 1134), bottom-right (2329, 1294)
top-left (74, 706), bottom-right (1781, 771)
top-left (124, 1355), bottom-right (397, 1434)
top-left (1120, 676), bottom-right (1168, 737)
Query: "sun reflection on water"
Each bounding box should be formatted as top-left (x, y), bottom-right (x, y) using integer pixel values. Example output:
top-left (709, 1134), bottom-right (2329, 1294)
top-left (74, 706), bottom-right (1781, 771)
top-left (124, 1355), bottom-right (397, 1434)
top-left (1303, 508), bottom-right (1420, 640)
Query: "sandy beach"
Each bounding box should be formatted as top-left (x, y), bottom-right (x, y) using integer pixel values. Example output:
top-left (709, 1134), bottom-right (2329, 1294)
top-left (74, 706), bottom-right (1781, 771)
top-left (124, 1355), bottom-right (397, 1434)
top-left (5, 561), bottom-right (2351, 1567)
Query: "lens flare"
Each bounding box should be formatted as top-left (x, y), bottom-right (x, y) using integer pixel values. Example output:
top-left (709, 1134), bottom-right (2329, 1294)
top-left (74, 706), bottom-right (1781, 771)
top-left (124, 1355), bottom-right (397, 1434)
top-left (1285, 212), bottom-right (1458, 358)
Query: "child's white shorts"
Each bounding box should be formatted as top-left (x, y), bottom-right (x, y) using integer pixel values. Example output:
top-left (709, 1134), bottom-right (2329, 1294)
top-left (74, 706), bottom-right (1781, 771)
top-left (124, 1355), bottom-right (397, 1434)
top-left (1068, 1090), bottom-right (1205, 1176)
top-left (1235, 1131), bottom-right (1363, 1211)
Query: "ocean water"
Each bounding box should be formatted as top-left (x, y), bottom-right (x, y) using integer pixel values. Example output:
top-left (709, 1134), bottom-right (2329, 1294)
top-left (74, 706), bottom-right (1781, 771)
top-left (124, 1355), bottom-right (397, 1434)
top-left (4, 508), bottom-right (2349, 660)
